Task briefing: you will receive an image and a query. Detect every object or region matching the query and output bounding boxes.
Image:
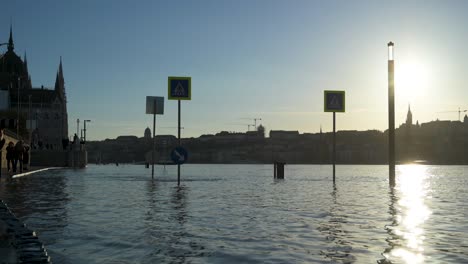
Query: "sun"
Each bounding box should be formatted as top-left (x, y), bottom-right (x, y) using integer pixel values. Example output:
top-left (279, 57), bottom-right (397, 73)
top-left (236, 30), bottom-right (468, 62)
top-left (395, 60), bottom-right (430, 103)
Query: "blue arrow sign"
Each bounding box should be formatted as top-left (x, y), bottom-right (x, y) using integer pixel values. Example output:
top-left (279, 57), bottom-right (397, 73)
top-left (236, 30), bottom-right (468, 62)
top-left (171, 147), bottom-right (188, 165)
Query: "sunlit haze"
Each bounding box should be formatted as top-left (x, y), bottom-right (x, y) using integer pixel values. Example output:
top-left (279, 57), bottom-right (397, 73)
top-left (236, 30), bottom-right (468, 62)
top-left (2, 0), bottom-right (467, 140)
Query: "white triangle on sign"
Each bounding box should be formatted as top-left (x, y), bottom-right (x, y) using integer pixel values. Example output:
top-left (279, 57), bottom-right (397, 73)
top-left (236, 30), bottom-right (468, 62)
top-left (174, 82), bottom-right (185, 96)
top-left (330, 95), bottom-right (340, 108)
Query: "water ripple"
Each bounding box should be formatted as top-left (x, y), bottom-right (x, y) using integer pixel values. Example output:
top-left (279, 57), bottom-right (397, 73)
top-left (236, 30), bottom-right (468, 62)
top-left (0, 164), bottom-right (467, 263)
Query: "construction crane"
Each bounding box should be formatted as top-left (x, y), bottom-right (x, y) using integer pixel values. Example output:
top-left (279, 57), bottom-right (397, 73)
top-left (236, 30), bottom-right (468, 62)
top-left (254, 118), bottom-right (262, 129)
top-left (436, 107), bottom-right (467, 121)
top-left (240, 117), bottom-right (262, 130)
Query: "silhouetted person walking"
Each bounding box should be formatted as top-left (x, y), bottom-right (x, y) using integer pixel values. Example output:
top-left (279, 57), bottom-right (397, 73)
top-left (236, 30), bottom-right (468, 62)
top-left (15, 140), bottom-right (24, 173)
top-left (6, 142), bottom-right (14, 173)
top-left (23, 145), bottom-right (30, 171)
top-left (0, 128), bottom-right (5, 178)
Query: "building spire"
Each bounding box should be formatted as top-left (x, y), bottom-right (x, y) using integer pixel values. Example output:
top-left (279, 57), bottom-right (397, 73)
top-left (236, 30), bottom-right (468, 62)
top-left (406, 103), bottom-right (413, 125)
top-left (55, 56), bottom-right (66, 101)
top-left (8, 24), bottom-right (14, 52)
top-left (24, 51), bottom-right (28, 73)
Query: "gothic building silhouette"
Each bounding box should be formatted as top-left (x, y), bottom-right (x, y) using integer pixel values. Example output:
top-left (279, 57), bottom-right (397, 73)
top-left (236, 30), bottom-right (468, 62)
top-left (0, 26), bottom-right (68, 148)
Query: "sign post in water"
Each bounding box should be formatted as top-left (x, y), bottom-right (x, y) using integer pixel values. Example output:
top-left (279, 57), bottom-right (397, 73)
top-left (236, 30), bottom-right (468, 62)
top-left (146, 96), bottom-right (164, 179)
top-left (324, 90), bottom-right (345, 182)
top-left (168, 76), bottom-right (191, 186)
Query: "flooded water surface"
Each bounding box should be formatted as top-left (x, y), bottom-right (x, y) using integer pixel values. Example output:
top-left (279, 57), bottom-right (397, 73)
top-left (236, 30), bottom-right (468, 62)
top-left (0, 164), bottom-right (467, 263)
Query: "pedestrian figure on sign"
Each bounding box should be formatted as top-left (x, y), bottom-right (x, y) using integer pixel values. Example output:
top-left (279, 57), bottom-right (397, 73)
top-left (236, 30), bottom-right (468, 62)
top-left (6, 142), bottom-right (14, 173)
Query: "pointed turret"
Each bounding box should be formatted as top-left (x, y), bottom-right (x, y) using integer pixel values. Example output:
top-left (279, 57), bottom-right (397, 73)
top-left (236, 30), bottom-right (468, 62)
top-left (406, 104), bottom-right (413, 126)
top-left (55, 56), bottom-right (66, 101)
top-left (54, 71), bottom-right (60, 90)
top-left (53, 56), bottom-right (68, 141)
top-left (8, 24), bottom-right (14, 52)
top-left (58, 56), bottom-right (63, 77)
top-left (24, 52), bottom-right (29, 74)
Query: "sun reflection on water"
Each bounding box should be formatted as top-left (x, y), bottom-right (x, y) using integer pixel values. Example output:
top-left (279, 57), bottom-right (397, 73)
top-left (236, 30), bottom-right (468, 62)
top-left (386, 165), bottom-right (432, 264)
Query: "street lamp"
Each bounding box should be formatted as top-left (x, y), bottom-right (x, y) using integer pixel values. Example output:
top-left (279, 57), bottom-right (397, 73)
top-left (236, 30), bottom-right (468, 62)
top-left (388, 42), bottom-right (394, 61)
top-left (388, 41), bottom-right (395, 184)
top-left (83, 120), bottom-right (91, 144)
top-left (17, 77), bottom-right (20, 137)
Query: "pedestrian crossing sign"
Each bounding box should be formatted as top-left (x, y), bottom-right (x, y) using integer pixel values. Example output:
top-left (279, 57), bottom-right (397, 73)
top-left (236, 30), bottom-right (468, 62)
top-left (324, 90), bottom-right (345, 112)
top-left (168, 76), bottom-right (191, 100)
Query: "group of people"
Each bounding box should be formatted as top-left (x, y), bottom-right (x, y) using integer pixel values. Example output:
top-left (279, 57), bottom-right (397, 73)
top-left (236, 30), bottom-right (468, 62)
top-left (5, 140), bottom-right (30, 174)
top-left (0, 129), bottom-right (30, 175)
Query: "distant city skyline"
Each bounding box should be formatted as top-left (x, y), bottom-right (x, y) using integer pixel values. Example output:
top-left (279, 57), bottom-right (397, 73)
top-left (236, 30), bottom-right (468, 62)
top-left (2, 0), bottom-right (467, 140)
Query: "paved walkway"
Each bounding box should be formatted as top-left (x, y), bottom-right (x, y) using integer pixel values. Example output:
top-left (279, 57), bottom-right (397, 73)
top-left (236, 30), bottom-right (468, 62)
top-left (1, 166), bottom-right (58, 264)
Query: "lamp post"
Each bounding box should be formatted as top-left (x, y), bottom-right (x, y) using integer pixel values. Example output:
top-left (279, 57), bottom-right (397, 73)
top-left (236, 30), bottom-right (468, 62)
top-left (29, 94), bottom-right (32, 144)
top-left (76, 119), bottom-right (80, 138)
top-left (388, 42), bottom-right (396, 185)
top-left (83, 120), bottom-right (91, 144)
top-left (17, 77), bottom-right (20, 137)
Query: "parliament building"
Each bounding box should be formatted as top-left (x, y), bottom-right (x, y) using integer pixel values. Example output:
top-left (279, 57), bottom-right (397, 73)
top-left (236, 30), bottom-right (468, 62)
top-left (0, 26), bottom-right (68, 149)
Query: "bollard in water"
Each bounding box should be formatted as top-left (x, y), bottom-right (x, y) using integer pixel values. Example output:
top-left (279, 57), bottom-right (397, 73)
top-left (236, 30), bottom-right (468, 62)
top-left (274, 161), bottom-right (285, 179)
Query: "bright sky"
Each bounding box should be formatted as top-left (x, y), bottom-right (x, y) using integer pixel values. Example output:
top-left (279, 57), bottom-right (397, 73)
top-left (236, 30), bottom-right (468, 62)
top-left (2, 0), bottom-right (467, 140)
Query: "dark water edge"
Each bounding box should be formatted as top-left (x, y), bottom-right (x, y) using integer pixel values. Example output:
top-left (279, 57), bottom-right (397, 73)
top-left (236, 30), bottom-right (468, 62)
top-left (0, 164), bottom-right (467, 263)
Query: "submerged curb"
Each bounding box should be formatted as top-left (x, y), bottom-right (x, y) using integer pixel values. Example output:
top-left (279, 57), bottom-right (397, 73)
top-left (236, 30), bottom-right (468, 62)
top-left (0, 200), bottom-right (51, 264)
top-left (11, 167), bottom-right (63, 179)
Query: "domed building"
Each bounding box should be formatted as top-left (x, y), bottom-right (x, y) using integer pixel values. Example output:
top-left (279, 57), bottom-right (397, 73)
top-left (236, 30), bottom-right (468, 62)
top-left (0, 26), bottom-right (68, 149)
top-left (144, 127), bottom-right (151, 139)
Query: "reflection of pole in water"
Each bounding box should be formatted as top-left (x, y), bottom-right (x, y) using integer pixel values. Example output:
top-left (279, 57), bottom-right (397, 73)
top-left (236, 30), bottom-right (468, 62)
top-left (380, 185), bottom-right (400, 263)
top-left (318, 183), bottom-right (355, 262)
top-left (171, 186), bottom-right (188, 224)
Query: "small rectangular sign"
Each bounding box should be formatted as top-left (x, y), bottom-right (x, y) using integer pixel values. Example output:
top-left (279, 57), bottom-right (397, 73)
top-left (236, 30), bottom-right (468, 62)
top-left (146, 96), bottom-right (164, 115)
top-left (324, 90), bottom-right (345, 112)
top-left (168, 76), bottom-right (191, 100)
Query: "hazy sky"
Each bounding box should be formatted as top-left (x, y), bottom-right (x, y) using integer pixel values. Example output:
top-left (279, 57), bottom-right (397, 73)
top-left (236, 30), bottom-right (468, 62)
top-left (2, 0), bottom-right (467, 140)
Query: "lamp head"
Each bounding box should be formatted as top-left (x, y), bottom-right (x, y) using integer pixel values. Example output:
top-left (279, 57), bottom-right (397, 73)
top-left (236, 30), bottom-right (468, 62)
top-left (388, 42), bottom-right (394, 61)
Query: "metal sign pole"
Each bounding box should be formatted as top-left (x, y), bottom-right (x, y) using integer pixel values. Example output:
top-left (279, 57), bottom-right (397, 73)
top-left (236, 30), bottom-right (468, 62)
top-left (178, 100), bottom-right (181, 186)
top-left (333, 111), bottom-right (336, 183)
top-left (324, 90), bottom-right (344, 183)
top-left (152, 102), bottom-right (156, 179)
top-left (146, 96), bottom-right (164, 178)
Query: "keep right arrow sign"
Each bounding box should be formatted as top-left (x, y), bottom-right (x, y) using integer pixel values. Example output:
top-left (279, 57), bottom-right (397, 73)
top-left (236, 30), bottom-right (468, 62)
top-left (171, 147), bottom-right (189, 165)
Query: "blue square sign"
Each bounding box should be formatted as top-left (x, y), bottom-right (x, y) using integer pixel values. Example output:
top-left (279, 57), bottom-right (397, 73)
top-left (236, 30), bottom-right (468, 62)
top-left (324, 90), bottom-right (345, 112)
top-left (168, 77), bottom-right (191, 100)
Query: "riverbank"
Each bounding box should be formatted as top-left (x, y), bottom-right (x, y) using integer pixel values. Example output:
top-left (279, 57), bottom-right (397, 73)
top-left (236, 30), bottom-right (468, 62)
top-left (0, 167), bottom-right (57, 264)
top-left (0, 166), bottom-right (61, 180)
